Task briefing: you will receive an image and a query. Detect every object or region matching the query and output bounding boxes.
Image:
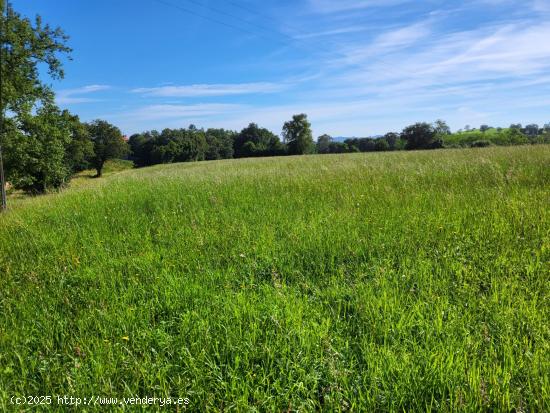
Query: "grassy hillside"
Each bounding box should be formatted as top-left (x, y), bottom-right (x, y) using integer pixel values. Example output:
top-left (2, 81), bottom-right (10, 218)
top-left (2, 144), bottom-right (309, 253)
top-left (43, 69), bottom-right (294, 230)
top-left (1, 146), bottom-right (549, 411)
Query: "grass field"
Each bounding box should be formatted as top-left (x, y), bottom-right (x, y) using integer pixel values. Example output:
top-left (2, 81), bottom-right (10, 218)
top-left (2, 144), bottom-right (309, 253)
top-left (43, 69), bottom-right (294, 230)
top-left (1, 146), bottom-right (549, 411)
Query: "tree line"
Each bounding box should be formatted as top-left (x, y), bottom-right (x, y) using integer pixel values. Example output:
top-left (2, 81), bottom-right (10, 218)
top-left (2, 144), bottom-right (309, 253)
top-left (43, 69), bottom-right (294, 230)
top-left (128, 114), bottom-right (313, 167)
top-left (128, 118), bottom-right (550, 168)
top-left (1, 2), bottom-right (549, 195)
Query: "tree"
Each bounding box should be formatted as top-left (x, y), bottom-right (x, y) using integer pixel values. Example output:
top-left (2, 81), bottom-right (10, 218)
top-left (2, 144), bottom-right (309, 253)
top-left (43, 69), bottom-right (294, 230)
top-left (282, 114), bottom-right (314, 155)
top-left (3, 105), bottom-right (73, 193)
top-left (129, 127), bottom-right (216, 167)
top-left (374, 138), bottom-right (390, 151)
top-left (0, 1), bottom-right (71, 116)
top-left (401, 122), bottom-right (443, 150)
top-left (327, 142), bottom-right (349, 153)
top-left (523, 124), bottom-right (540, 137)
top-left (173, 128), bottom-right (207, 162)
top-left (434, 119), bottom-right (451, 136)
top-left (344, 138), bottom-right (359, 152)
top-left (480, 125), bottom-right (490, 132)
top-left (65, 112), bottom-right (93, 172)
top-left (357, 138), bottom-right (375, 152)
top-left (384, 132), bottom-right (399, 150)
top-left (87, 120), bottom-right (128, 177)
top-left (234, 123), bottom-right (284, 158)
top-left (316, 134), bottom-right (332, 154)
top-left (205, 128), bottom-right (235, 160)
top-left (1, 0), bottom-right (72, 191)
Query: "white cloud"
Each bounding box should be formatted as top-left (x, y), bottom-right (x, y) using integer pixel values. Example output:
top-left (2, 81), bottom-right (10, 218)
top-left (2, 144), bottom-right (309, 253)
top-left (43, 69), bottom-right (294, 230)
top-left (308, 0), bottom-right (412, 13)
top-left (422, 23), bottom-right (550, 76)
top-left (56, 84), bottom-right (110, 104)
top-left (87, 1), bottom-right (550, 137)
top-left (324, 20), bottom-right (550, 95)
top-left (111, 103), bottom-right (245, 122)
top-left (337, 21), bottom-right (432, 63)
top-left (291, 26), bottom-right (368, 39)
top-left (532, 0), bottom-right (550, 12)
top-left (132, 82), bottom-right (284, 97)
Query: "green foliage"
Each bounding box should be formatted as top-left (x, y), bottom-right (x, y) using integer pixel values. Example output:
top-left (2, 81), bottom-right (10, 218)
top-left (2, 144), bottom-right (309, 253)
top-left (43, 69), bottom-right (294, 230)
top-left (0, 146), bottom-right (548, 411)
top-left (318, 137), bottom-right (395, 155)
top-left (151, 128), bottom-right (207, 164)
top-left (283, 114), bottom-right (314, 155)
top-left (401, 122), bottom-right (443, 150)
top-left (356, 138), bottom-right (375, 152)
top-left (444, 128), bottom-right (530, 147)
top-left (65, 113), bottom-right (94, 173)
top-left (384, 132), bottom-right (399, 150)
top-left (530, 132), bottom-right (550, 145)
top-left (128, 131), bottom-right (157, 167)
top-left (2, 105), bottom-right (77, 193)
top-left (316, 134), bottom-right (332, 154)
top-left (205, 128), bottom-right (235, 160)
top-left (374, 138), bottom-right (390, 151)
top-left (126, 118), bottom-right (546, 169)
top-left (234, 123), bottom-right (284, 158)
top-left (470, 140), bottom-right (493, 148)
top-left (101, 159), bottom-right (134, 173)
top-left (0, 0), bottom-right (76, 193)
top-left (0, 0), bottom-right (71, 116)
top-left (434, 119), bottom-right (451, 137)
top-left (129, 127), bottom-right (211, 167)
top-left (327, 141), bottom-right (349, 153)
top-left (87, 120), bottom-right (129, 177)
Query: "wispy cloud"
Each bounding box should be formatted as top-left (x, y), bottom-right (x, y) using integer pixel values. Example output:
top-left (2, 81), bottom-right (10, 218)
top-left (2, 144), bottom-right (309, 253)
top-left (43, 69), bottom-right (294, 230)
top-left (56, 85), bottom-right (110, 104)
top-left (532, 0), bottom-right (550, 12)
top-left (72, 0), bottom-right (550, 136)
top-left (291, 26), bottom-right (368, 39)
top-left (132, 82), bottom-right (284, 97)
top-left (111, 103), bottom-right (245, 122)
top-left (308, 0), bottom-right (413, 13)
top-left (335, 21), bottom-right (433, 63)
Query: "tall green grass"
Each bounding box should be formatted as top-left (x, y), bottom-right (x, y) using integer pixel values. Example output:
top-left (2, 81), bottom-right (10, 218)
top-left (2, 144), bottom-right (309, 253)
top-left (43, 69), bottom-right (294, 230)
top-left (1, 146), bottom-right (549, 411)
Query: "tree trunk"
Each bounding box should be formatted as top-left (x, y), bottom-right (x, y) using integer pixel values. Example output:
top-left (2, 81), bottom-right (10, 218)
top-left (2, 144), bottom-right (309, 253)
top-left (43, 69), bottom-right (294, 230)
top-left (95, 163), bottom-right (103, 178)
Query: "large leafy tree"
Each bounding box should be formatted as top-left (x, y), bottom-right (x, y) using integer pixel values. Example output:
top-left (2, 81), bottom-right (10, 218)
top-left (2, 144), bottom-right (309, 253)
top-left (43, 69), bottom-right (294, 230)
top-left (384, 132), bottom-right (400, 150)
top-left (316, 134), bottom-right (332, 154)
top-left (283, 114), bottom-right (314, 155)
top-left (434, 119), bottom-right (451, 137)
top-left (2, 106), bottom-right (89, 193)
top-left (87, 120), bottom-right (129, 177)
top-left (401, 122), bottom-right (443, 150)
top-left (129, 127), bottom-right (214, 167)
top-left (205, 128), bottom-right (235, 160)
top-left (234, 123), bottom-right (284, 158)
top-left (523, 124), bottom-right (540, 137)
top-left (129, 131), bottom-right (157, 167)
top-left (0, 0), bottom-right (71, 115)
top-left (3, 105), bottom-right (75, 192)
top-left (1, 0), bottom-right (74, 192)
top-left (65, 112), bottom-right (94, 173)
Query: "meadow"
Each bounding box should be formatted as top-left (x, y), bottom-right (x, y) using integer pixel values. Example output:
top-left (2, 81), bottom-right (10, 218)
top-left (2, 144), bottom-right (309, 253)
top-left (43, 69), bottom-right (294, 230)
top-left (0, 146), bottom-right (548, 411)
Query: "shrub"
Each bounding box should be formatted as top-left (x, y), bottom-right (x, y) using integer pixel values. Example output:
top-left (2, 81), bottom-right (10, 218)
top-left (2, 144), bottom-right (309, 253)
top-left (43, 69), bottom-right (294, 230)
top-left (470, 140), bottom-right (492, 148)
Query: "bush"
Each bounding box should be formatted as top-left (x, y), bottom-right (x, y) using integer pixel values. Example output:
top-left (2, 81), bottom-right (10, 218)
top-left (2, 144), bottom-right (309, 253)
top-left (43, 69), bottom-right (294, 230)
top-left (470, 140), bottom-right (492, 148)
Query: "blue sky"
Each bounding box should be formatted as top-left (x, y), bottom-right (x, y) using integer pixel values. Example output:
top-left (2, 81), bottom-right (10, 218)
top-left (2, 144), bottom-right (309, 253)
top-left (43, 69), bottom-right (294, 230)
top-left (17, 0), bottom-right (550, 137)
